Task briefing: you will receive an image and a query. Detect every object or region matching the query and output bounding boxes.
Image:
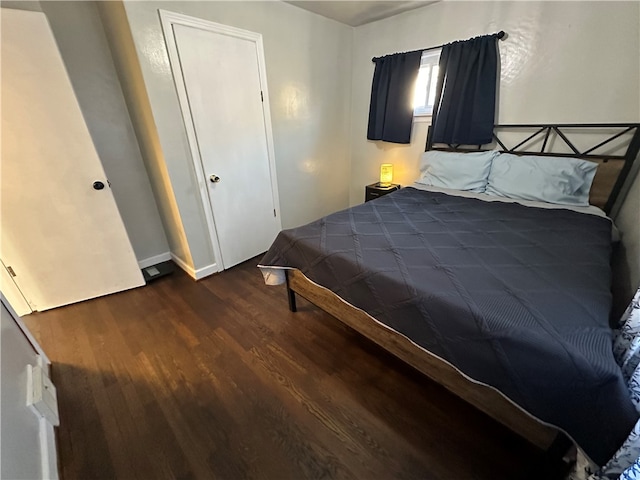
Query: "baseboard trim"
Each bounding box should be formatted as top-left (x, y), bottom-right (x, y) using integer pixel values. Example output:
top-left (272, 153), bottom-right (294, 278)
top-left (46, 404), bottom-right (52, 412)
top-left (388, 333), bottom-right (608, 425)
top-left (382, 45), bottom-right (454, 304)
top-left (194, 263), bottom-right (218, 280)
top-left (138, 252), bottom-right (172, 269)
top-left (41, 418), bottom-right (59, 480)
top-left (169, 253), bottom-right (195, 278)
top-left (170, 253), bottom-right (218, 280)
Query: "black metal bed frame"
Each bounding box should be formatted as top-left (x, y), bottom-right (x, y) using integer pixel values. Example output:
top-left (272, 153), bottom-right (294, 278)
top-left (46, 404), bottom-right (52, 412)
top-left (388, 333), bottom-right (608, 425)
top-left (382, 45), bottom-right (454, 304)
top-left (425, 123), bottom-right (640, 214)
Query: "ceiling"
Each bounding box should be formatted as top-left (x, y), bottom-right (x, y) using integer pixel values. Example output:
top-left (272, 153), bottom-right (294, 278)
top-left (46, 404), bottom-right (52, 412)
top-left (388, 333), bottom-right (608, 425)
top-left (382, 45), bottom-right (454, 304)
top-left (285, 1), bottom-right (437, 27)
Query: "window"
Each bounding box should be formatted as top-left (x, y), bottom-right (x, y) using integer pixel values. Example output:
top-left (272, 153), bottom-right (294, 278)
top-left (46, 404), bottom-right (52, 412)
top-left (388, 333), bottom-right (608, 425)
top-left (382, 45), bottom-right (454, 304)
top-left (413, 49), bottom-right (441, 117)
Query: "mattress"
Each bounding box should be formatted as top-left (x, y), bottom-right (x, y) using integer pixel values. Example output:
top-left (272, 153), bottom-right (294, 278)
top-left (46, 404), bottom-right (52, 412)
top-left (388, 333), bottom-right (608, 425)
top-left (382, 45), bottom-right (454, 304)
top-left (259, 187), bottom-right (637, 465)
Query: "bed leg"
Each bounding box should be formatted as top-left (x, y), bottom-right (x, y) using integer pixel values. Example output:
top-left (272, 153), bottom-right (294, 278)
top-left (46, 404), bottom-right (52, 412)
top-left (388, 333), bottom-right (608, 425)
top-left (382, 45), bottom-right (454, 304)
top-left (534, 432), bottom-right (573, 477)
top-left (545, 432), bottom-right (572, 460)
top-left (285, 270), bottom-right (297, 312)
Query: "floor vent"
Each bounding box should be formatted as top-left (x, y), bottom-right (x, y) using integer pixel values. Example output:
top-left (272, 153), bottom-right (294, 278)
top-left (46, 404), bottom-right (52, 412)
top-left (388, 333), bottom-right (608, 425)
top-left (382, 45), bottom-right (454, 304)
top-left (142, 261), bottom-right (175, 283)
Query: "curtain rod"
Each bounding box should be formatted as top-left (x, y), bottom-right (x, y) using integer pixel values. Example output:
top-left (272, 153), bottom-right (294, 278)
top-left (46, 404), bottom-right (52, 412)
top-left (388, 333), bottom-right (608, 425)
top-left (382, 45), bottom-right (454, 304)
top-left (371, 31), bottom-right (506, 62)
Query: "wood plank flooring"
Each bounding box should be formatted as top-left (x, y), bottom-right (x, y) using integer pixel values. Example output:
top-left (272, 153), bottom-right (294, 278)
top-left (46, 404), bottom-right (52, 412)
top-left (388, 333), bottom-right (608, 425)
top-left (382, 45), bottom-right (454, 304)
top-left (24, 258), bottom-right (565, 479)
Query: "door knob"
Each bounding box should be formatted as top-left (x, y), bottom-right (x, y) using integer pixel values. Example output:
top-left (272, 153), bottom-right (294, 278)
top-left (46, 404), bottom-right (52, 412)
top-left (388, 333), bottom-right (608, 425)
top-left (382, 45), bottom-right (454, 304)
top-left (93, 181), bottom-right (105, 190)
top-left (209, 175), bottom-right (221, 183)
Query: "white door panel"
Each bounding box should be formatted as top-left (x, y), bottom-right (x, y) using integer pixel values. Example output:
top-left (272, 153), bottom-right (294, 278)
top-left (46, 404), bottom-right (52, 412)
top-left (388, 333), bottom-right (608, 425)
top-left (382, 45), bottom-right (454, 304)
top-left (1, 9), bottom-right (144, 311)
top-left (173, 23), bottom-right (280, 269)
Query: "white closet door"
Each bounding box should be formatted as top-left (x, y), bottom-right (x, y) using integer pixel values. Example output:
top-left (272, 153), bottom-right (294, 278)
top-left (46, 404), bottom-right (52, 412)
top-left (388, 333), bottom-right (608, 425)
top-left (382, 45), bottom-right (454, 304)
top-left (173, 23), bottom-right (281, 269)
top-left (1, 8), bottom-right (144, 312)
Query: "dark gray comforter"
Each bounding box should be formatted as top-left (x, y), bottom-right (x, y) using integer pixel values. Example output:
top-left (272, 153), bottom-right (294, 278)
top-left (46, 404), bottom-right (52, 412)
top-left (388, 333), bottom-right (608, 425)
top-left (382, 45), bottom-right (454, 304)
top-left (260, 187), bottom-right (637, 465)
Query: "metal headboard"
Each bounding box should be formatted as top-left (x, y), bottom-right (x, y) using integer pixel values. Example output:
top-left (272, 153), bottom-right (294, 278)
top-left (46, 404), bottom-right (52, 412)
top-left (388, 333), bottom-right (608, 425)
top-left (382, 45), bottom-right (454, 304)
top-left (425, 123), bottom-right (640, 214)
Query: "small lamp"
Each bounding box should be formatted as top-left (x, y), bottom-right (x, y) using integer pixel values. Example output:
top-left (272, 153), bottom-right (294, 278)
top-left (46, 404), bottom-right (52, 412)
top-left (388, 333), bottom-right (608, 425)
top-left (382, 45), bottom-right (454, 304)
top-left (379, 164), bottom-right (393, 187)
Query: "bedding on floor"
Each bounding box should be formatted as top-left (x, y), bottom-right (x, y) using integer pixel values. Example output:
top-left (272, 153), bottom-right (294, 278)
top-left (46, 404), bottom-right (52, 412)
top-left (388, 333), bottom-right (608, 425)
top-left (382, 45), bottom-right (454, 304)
top-left (259, 186), bottom-right (638, 465)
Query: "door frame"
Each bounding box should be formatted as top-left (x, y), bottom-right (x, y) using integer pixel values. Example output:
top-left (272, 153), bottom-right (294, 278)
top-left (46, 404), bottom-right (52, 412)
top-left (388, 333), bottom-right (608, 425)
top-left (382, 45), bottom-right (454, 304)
top-left (159, 10), bottom-right (281, 273)
top-left (1, 259), bottom-right (34, 316)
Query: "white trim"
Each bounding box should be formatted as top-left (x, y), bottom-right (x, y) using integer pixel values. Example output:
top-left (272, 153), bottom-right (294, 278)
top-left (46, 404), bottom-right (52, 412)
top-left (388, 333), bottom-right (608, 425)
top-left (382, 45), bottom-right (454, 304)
top-left (194, 264), bottom-right (218, 280)
top-left (413, 115), bottom-right (433, 124)
top-left (137, 252), bottom-right (172, 269)
top-left (159, 9), bottom-right (224, 272)
top-left (1, 259), bottom-right (34, 315)
top-left (158, 10), bottom-right (281, 272)
top-left (253, 30), bottom-right (281, 227)
top-left (40, 420), bottom-right (59, 480)
top-left (170, 253), bottom-right (195, 278)
top-left (170, 253), bottom-right (217, 280)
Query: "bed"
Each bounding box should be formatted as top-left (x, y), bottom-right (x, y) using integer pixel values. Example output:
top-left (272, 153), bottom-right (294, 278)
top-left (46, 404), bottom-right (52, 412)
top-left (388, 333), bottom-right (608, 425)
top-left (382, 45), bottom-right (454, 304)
top-left (259, 124), bottom-right (640, 466)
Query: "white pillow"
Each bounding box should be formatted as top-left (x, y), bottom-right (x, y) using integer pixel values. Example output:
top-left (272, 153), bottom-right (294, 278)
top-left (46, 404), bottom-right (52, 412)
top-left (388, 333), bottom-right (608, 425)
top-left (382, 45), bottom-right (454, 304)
top-left (416, 150), bottom-right (498, 193)
top-left (485, 153), bottom-right (598, 206)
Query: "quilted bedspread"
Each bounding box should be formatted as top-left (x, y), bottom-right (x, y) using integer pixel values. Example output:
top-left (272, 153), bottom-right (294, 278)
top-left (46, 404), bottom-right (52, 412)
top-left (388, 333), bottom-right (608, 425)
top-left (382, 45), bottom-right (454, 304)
top-left (260, 187), bottom-right (638, 465)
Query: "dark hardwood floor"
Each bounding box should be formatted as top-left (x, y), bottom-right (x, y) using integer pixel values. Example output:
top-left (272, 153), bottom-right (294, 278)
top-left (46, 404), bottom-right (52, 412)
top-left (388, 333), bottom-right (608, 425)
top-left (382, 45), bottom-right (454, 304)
top-left (24, 257), bottom-right (563, 479)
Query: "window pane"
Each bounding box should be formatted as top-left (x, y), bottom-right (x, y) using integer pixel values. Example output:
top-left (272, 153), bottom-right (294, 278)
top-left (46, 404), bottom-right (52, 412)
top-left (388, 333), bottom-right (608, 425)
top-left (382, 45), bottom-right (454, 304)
top-left (413, 67), bottom-right (428, 109)
top-left (427, 65), bottom-right (439, 107)
top-left (414, 49), bottom-right (441, 116)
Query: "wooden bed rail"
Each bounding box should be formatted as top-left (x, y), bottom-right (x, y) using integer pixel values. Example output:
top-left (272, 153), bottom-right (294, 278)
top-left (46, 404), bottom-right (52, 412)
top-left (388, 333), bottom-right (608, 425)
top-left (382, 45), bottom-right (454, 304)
top-left (284, 269), bottom-right (559, 451)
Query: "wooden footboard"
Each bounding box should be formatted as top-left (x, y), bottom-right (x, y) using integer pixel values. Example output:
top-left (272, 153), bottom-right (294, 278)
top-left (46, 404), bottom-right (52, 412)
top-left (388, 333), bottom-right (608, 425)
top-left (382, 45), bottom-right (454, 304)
top-left (286, 268), bottom-right (558, 451)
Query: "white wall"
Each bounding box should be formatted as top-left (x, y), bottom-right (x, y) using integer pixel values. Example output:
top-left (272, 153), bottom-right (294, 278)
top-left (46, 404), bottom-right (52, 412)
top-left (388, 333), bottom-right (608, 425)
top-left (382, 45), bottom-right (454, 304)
top-left (349, 1), bottom-right (640, 204)
top-left (98, 1), bottom-right (193, 268)
top-left (1, 301), bottom-right (58, 480)
top-left (101, 0), bottom-right (353, 273)
top-left (0, 303), bottom-right (41, 480)
top-left (1, 0), bottom-right (170, 265)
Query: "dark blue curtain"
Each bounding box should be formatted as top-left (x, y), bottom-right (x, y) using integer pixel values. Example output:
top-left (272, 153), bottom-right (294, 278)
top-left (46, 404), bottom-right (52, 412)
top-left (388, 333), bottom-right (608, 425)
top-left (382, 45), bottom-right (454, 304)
top-left (367, 51), bottom-right (422, 144)
top-left (431, 34), bottom-right (499, 145)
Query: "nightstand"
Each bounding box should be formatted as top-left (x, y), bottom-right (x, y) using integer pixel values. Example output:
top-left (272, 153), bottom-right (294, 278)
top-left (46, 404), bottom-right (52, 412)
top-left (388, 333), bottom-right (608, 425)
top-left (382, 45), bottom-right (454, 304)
top-left (365, 183), bottom-right (401, 202)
